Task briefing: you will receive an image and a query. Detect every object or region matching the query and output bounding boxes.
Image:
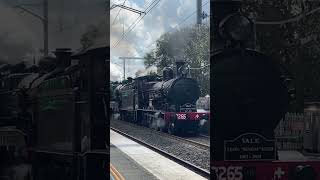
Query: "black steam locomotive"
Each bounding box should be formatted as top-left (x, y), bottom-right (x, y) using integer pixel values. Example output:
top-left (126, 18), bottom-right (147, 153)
top-left (115, 61), bottom-right (209, 135)
top-left (0, 46), bottom-right (108, 180)
top-left (211, 6), bottom-right (319, 178)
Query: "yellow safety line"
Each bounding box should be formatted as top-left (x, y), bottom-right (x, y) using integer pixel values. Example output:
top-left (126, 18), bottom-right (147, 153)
top-left (110, 164), bottom-right (125, 180)
top-left (110, 163), bottom-right (126, 180)
top-left (110, 165), bottom-right (118, 180)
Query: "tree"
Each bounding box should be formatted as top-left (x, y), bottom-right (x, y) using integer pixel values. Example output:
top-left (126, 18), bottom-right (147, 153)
top-left (240, 0), bottom-right (320, 112)
top-left (144, 24), bottom-right (210, 96)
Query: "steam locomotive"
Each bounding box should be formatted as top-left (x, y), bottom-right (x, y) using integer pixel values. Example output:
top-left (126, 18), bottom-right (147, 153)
top-left (0, 46), bottom-right (108, 180)
top-left (211, 4), bottom-right (320, 178)
top-left (115, 61), bottom-right (209, 135)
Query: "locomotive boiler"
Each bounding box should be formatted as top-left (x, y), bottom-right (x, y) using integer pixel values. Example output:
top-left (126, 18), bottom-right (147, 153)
top-left (116, 61), bottom-right (209, 135)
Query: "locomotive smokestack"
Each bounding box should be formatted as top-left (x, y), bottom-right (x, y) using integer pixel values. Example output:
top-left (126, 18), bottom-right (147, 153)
top-left (53, 48), bottom-right (72, 68)
top-left (175, 60), bottom-right (186, 77)
top-left (163, 67), bottom-right (174, 80)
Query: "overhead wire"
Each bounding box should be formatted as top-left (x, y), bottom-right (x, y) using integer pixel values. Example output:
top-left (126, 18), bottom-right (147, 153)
top-left (112, 0), bottom-right (160, 48)
top-left (144, 0), bottom-right (209, 51)
top-left (111, 0), bottom-right (159, 78)
top-left (112, 0), bottom-right (127, 25)
top-left (256, 6), bottom-right (320, 25)
top-left (112, 0), bottom-right (159, 48)
top-left (112, 0), bottom-right (209, 78)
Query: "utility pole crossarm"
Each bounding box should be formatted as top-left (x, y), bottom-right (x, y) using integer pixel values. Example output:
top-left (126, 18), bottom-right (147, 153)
top-left (119, 57), bottom-right (144, 59)
top-left (118, 57), bottom-right (148, 80)
top-left (110, 4), bottom-right (146, 15)
top-left (43, 0), bottom-right (48, 56)
top-left (14, 5), bottom-right (44, 21)
top-left (119, 57), bottom-right (160, 60)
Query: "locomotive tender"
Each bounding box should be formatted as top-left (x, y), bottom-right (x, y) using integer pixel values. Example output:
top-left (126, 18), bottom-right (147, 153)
top-left (116, 61), bottom-right (209, 135)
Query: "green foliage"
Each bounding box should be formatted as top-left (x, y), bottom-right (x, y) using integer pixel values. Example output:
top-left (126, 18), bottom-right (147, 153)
top-left (240, 0), bottom-right (320, 111)
top-left (144, 24), bottom-right (210, 96)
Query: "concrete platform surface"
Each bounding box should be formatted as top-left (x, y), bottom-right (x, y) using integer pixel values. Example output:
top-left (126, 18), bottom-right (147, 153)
top-left (110, 129), bottom-right (207, 180)
top-left (111, 144), bottom-right (158, 180)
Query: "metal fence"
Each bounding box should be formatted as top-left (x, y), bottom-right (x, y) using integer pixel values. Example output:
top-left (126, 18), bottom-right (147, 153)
top-left (274, 113), bottom-right (305, 150)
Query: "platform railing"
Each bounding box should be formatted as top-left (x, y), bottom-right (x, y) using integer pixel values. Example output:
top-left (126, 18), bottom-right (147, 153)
top-left (274, 113), bottom-right (304, 150)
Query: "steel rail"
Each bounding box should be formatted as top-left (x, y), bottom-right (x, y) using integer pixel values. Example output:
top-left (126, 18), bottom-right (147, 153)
top-left (115, 119), bottom-right (210, 149)
top-left (199, 134), bottom-right (210, 138)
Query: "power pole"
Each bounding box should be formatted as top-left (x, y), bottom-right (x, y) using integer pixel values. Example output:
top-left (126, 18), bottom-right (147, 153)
top-left (43, 0), bottom-right (48, 56)
top-left (123, 58), bottom-right (126, 80)
top-left (118, 57), bottom-right (145, 80)
top-left (118, 57), bottom-right (160, 81)
top-left (197, 0), bottom-right (202, 25)
top-left (13, 0), bottom-right (49, 56)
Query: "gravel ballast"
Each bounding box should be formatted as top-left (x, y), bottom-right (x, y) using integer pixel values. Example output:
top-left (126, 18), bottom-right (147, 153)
top-left (110, 115), bottom-right (210, 171)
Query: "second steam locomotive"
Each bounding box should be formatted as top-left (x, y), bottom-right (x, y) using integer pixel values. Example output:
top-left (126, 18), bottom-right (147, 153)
top-left (115, 61), bottom-right (209, 135)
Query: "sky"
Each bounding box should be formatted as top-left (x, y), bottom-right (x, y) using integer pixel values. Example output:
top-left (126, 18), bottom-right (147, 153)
top-left (0, 0), bottom-right (107, 65)
top-left (110, 0), bottom-right (210, 82)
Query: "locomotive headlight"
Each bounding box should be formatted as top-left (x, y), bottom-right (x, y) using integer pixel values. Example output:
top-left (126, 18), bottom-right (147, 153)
top-left (219, 13), bottom-right (253, 42)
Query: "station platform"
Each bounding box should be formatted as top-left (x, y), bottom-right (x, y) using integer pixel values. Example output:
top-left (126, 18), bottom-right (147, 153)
top-left (110, 129), bottom-right (207, 180)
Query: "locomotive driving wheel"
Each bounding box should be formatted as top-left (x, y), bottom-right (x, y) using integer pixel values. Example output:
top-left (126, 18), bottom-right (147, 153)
top-left (156, 113), bottom-right (164, 131)
top-left (160, 123), bottom-right (167, 132)
top-left (168, 121), bottom-right (176, 135)
top-left (193, 125), bottom-right (200, 136)
top-left (159, 114), bottom-right (167, 132)
top-left (147, 114), bottom-right (153, 129)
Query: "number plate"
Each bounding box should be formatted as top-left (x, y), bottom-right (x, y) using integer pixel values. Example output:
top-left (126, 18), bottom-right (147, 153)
top-left (176, 114), bottom-right (187, 120)
top-left (212, 166), bottom-right (245, 180)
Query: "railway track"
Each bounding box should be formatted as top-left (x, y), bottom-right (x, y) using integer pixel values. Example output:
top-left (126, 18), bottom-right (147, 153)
top-left (199, 134), bottom-right (210, 138)
top-left (116, 119), bottom-right (210, 150)
top-left (184, 136), bottom-right (210, 147)
top-left (110, 127), bottom-right (210, 179)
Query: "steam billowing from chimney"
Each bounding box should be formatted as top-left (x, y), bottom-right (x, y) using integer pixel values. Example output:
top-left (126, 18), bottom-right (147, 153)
top-left (175, 59), bottom-right (186, 76)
